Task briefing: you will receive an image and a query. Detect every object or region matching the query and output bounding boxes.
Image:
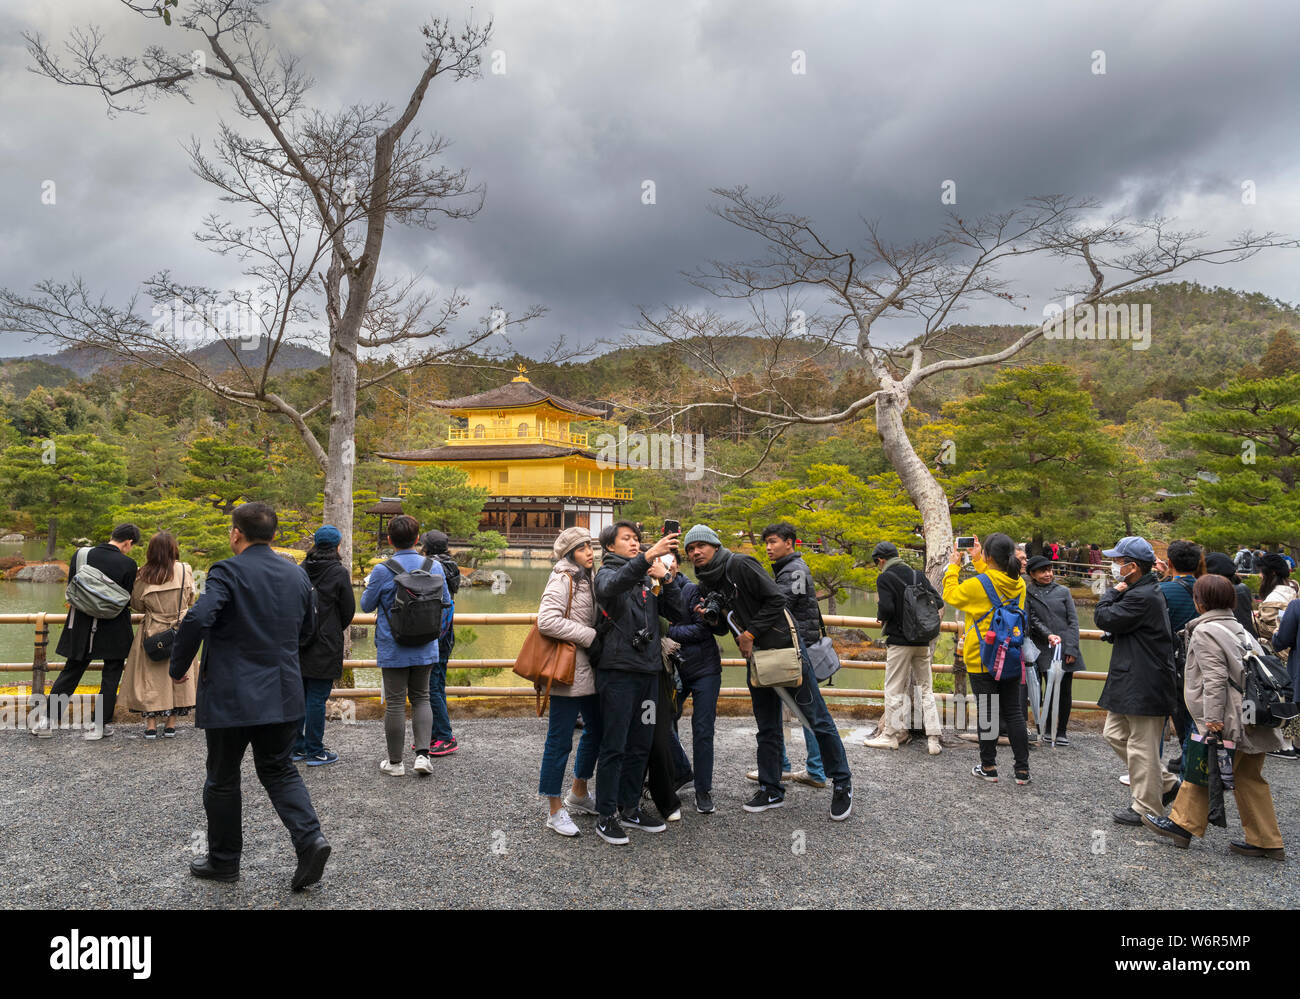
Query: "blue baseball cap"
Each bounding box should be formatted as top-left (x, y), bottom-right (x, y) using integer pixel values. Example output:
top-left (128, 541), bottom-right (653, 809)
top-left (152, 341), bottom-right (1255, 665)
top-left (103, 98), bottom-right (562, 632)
top-left (314, 525), bottom-right (342, 548)
top-left (1102, 536), bottom-right (1155, 562)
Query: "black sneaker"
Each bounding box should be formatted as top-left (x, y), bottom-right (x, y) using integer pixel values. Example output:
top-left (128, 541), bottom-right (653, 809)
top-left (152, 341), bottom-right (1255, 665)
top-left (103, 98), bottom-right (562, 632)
top-left (1162, 779), bottom-right (1183, 807)
top-left (830, 784), bottom-right (852, 821)
top-left (1113, 808), bottom-right (1141, 826)
top-left (1267, 747), bottom-right (1299, 761)
top-left (1014, 769), bottom-right (1031, 785)
top-left (596, 814), bottom-right (629, 845)
top-left (695, 791), bottom-right (715, 814)
top-left (743, 788), bottom-right (784, 813)
top-left (972, 764), bottom-right (998, 783)
top-left (619, 806), bottom-right (666, 833)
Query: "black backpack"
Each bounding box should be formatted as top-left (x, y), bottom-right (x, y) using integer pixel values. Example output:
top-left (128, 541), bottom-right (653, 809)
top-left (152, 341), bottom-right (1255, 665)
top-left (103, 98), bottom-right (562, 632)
top-left (1207, 621), bottom-right (1299, 728)
top-left (433, 553), bottom-right (462, 595)
top-left (381, 557), bottom-right (445, 647)
top-left (896, 567), bottom-right (943, 644)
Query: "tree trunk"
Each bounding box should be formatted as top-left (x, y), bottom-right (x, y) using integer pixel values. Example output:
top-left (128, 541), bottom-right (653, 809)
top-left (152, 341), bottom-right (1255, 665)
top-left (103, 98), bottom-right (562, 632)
top-left (46, 517), bottom-right (56, 561)
top-left (873, 381), bottom-right (952, 583)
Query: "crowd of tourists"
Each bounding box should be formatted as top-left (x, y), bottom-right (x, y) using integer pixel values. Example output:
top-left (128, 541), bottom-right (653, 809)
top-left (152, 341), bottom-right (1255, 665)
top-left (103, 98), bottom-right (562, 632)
top-left (28, 502), bottom-right (1298, 886)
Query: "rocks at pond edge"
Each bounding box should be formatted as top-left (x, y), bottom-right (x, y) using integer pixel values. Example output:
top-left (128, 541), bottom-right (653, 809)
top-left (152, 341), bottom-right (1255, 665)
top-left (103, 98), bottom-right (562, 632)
top-left (0, 533), bottom-right (24, 543)
top-left (15, 563), bottom-right (67, 583)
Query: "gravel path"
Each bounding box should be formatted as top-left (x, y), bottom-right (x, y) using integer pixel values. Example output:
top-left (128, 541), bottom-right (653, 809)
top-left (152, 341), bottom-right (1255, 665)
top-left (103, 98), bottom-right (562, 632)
top-left (3, 716), bottom-right (1296, 909)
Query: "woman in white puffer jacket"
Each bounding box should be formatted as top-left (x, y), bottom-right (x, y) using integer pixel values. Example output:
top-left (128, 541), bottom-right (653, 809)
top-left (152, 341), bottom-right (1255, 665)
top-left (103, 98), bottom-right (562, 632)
top-left (535, 528), bottom-right (603, 837)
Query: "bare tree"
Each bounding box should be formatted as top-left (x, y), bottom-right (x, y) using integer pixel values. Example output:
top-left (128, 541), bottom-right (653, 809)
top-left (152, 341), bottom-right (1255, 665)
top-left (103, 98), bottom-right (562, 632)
top-left (4, 0), bottom-right (543, 561)
top-left (634, 186), bottom-right (1297, 578)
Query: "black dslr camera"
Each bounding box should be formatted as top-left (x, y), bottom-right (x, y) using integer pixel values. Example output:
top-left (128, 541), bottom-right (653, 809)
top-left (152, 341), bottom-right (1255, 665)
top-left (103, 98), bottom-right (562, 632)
top-left (630, 627), bottom-right (653, 652)
top-left (700, 591), bottom-right (729, 628)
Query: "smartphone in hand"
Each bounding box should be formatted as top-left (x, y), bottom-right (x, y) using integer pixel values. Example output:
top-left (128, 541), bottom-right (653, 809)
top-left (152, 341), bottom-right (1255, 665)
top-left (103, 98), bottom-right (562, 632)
top-left (663, 519), bottom-right (680, 536)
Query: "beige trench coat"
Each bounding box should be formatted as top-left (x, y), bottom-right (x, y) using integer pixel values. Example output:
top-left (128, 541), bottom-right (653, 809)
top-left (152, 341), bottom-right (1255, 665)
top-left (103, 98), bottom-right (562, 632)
top-left (1183, 609), bottom-right (1285, 755)
top-left (119, 562), bottom-right (198, 715)
top-left (536, 560), bottom-right (597, 697)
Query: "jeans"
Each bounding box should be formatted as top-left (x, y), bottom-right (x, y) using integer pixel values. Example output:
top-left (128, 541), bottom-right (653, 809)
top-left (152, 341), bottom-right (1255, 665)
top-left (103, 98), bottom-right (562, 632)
top-left (750, 656), bottom-right (850, 795)
top-left (970, 670), bottom-right (1029, 771)
top-left (295, 677), bottom-right (333, 757)
top-left (780, 726), bottom-right (826, 781)
top-left (538, 693), bottom-right (602, 797)
top-left (203, 720), bottom-right (322, 868)
top-left (49, 657), bottom-right (124, 726)
top-left (429, 656), bottom-right (453, 744)
top-left (671, 672), bottom-right (721, 794)
top-left (381, 665), bottom-right (432, 763)
top-left (595, 669), bottom-right (658, 817)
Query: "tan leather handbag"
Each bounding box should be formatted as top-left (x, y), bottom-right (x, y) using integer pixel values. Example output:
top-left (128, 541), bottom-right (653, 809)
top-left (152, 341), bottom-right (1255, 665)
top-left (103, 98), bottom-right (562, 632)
top-left (514, 576), bottom-right (578, 715)
top-left (748, 609), bottom-right (805, 688)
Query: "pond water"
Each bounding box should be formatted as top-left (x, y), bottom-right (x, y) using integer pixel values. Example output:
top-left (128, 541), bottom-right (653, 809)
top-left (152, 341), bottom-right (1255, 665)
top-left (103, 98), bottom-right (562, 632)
top-left (0, 542), bottom-right (1110, 701)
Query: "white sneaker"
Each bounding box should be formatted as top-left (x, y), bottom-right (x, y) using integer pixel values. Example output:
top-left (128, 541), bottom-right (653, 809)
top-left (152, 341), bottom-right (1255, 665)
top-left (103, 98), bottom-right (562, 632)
top-left (83, 725), bottom-right (114, 742)
top-left (1119, 773), bottom-right (1131, 787)
top-left (546, 807), bottom-right (580, 837)
top-left (864, 733), bottom-right (899, 750)
top-left (563, 791), bottom-right (599, 815)
top-left (379, 758), bottom-right (405, 777)
top-left (31, 719), bottom-right (53, 739)
top-left (927, 736), bottom-right (942, 756)
top-left (666, 809), bottom-right (682, 822)
top-left (412, 755), bottom-right (434, 776)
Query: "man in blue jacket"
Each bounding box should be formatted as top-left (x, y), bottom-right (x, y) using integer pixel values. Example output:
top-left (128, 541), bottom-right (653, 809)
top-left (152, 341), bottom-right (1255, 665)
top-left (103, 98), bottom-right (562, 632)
top-left (169, 502), bottom-right (329, 892)
top-left (361, 515), bottom-right (453, 777)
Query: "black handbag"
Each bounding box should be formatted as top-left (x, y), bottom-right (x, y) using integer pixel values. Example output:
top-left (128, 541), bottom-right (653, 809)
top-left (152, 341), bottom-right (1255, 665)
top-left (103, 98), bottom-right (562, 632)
top-left (142, 569), bottom-right (186, 662)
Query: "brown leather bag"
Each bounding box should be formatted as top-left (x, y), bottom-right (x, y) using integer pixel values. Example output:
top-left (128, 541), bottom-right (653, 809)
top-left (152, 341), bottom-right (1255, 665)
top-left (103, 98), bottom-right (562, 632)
top-left (514, 575), bottom-right (578, 716)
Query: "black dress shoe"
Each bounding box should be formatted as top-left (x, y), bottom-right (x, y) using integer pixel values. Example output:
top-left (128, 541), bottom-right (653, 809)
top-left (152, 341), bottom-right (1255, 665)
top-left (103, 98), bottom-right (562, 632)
top-left (189, 856), bottom-right (239, 883)
top-left (1141, 813), bottom-right (1192, 848)
top-left (1113, 808), bottom-right (1141, 826)
top-left (1230, 841), bottom-right (1285, 860)
top-left (291, 835), bottom-right (331, 892)
top-left (1162, 779), bottom-right (1183, 806)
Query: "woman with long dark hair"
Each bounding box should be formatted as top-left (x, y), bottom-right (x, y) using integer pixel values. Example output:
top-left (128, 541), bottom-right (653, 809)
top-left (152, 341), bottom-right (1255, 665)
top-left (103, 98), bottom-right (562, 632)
top-left (942, 532), bottom-right (1031, 785)
top-left (120, 531), bottom-right (197, 738)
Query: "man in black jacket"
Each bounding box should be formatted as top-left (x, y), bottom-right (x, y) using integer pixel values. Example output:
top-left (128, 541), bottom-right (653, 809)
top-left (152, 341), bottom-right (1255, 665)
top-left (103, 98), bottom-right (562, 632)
top-left (421, 529), bottom-right (461, 756)
top-left (170, 501), bottom-right (330, 891)
top-left (1096, 536), bottom-right (1181, 827)
top-left (41, 523), bottom-right (140, 739)
top-left (761, 523), bottom-right (828, 787)
top-left (864, 541), bottom-right (944, 755)
top-left (294, 525), bottom-right (356, 767)
top-left (664, 562), bottom-right (725, 814)
top-left (592, 520), bottom-right (683, 844)
top-left (684, 524), bottom-right (853, 821)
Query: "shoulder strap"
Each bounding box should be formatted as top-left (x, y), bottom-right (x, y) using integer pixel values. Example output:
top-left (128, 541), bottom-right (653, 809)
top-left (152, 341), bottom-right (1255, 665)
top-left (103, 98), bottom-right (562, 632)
top-left (976, 574), bottom-right (1005, 612)
top-left (382, 558), bottom-right (405, 578)
top-left (420, 557), bottom-right (434, 573)
top-left (564, 573), bottom-right (574, 618)
top-left (75, 547), bottom-right (89, 573)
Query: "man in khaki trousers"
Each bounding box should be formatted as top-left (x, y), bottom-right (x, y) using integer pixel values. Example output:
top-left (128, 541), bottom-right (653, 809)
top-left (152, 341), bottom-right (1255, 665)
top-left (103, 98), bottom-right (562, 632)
top-left (864, 542), bottom-right (943, 755)
top-left (1094, 537), bottom-right (1182, 825)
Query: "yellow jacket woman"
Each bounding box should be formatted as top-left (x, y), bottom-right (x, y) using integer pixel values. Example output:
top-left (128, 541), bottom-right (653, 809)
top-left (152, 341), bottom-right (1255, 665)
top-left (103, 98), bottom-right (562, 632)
top-left (942, 543), bottom-right (1027, 674)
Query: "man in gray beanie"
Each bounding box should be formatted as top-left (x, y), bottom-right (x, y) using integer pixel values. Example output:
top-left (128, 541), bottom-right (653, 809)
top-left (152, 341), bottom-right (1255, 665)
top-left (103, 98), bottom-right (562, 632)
top-left (684, 524), bottom-right (853, 821)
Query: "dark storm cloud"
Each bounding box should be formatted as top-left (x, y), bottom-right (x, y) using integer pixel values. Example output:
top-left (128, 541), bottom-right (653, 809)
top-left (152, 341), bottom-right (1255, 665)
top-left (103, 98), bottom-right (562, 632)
top-left (2, 0), bottom-right (1297, 360)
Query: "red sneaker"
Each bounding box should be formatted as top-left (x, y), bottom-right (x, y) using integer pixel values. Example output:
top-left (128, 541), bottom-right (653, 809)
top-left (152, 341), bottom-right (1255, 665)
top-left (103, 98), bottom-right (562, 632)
top-left (429, 737), bottom-right (459, 756)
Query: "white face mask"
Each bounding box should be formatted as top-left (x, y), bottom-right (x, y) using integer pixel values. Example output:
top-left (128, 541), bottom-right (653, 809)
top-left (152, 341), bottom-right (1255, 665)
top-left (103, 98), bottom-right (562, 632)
top-left (1111, 561), bottom-right (1125, 580)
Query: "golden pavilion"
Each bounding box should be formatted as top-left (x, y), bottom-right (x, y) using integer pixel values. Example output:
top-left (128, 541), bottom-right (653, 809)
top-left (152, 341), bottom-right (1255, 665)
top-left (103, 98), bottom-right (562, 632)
top-left (375, 366), bottom-right (631, 541)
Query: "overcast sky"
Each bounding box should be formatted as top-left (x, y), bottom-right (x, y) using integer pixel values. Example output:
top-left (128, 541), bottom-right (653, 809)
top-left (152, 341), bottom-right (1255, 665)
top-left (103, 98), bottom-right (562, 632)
top-left (2, 0), bottom-right (1298, 361)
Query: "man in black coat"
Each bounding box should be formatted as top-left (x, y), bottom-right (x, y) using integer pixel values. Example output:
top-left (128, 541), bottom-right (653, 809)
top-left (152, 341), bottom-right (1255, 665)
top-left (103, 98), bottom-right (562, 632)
top-left (591, 520), bottom-right (682, 844)
top-left (42, 523), bottom-right (140, 739)
top-left (665, 565), bottom-right (725, 814)
top-left (294, 525), bottom-right (356, 766)
top-left (169, 502), bottom-right (330, 891)
top-left (685, 523), bottom-right (853, 821)
top-left (1095, 536), bottom-right (1181, 827)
